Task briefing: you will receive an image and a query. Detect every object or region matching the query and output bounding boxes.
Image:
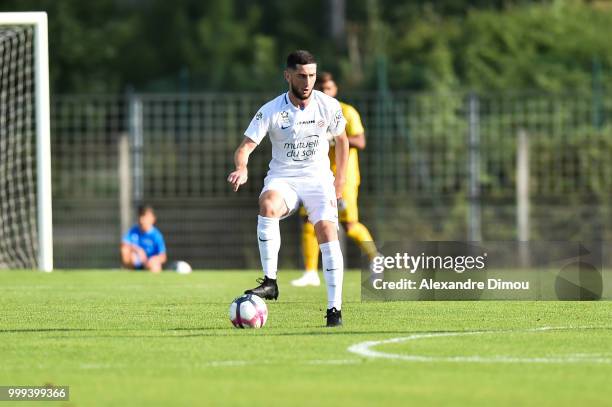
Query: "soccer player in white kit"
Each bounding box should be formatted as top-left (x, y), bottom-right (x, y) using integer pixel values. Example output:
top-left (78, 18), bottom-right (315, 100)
top-left (227, 50), bottom-right (349, 327)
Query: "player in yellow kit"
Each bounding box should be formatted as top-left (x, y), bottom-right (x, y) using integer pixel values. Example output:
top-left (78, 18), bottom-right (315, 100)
top-left (292, 72), bottom-right (379, 287)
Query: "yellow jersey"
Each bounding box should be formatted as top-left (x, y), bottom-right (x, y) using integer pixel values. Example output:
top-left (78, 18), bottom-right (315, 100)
top-left (329, 101), bottom-right (364, 185)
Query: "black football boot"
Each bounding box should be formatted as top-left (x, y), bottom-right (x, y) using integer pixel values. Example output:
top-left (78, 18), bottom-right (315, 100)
top-left (244, 276), bottom-right (279, 300)
top-left (325, 307), bottom-right (343, 327)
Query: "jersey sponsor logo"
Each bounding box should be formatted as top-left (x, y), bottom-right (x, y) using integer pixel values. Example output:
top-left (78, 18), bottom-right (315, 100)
top-left (284, 135), bottom-right (320, 161)
top-left (317, 120), bottom-right (325, 128)
top-left (295, 119), bottom-right (315, 126)
top-left (285, 119), bottom-right (316, 130)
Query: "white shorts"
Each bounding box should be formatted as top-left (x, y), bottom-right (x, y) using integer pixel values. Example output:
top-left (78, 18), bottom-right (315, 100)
top-left (260, 175), bottom-right (338, 225)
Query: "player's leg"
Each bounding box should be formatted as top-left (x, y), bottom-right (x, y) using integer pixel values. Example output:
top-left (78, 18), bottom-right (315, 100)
top-left (301, 216), bottom-right (320, 274)
top-left (257, 189), bottom-right (287, 280)
top-left (244, 190), bottom-right (286, 300)
top-left (314, 220), bottom-right (343, 327)
top-left (291, 210), bottom-right (321, 287)
top-left (245, 179), bottom-right (298, 300)
top-left (303, 179), bottom-right (344, 326)
top-left (120, 244), bottom-right (133, 268)
top-left (341, 183), bottom-right (380, 263)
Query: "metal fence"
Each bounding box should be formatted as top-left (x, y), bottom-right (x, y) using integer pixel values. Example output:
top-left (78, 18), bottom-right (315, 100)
top-left (50, 91), bottom-right (612, 268)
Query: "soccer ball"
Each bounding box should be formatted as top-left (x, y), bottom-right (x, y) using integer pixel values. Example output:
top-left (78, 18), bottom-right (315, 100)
top-left (229, 294), bottom-right (268, 329)
top-left (173, 261), bottom-right (192, 274)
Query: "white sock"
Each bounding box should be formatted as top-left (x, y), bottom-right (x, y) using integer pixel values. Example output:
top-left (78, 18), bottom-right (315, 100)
top-left (257, 215), bottom-right (280, 279)
top-left (320, 240), bottom-right (343, 309)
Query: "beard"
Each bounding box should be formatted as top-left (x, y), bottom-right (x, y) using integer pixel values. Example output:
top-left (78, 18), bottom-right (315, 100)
top-left (289, 82), bottom-right (313, 100)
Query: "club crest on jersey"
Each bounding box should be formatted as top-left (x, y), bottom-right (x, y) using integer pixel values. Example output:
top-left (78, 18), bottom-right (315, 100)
top-left (255, 111), bottom-right (263, 120)
top-left (280, 111), bottom-right (291, 129)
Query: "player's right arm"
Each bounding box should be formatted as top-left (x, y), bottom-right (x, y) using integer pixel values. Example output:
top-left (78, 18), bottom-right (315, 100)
top-left (228, 105), bottom-right (272, 192)
top-left (228, 137), bottom-right (258, 192)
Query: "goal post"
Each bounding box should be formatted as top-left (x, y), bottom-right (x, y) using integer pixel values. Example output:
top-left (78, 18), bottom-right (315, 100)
top-left (0, 12), bottom-right (52, 271)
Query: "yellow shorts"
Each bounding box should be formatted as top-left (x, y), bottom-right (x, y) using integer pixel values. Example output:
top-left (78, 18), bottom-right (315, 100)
top-left (299, 182), bottom-right (359, 224)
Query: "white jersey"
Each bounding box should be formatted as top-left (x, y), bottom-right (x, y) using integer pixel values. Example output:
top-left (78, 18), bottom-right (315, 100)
top-left (244, 90), bottom-right (346, 179)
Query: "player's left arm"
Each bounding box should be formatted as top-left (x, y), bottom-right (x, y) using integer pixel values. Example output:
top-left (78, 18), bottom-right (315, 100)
top-left (330, 102), bottom-right (349, 198)
top-left (333, 131), bottom-right (349, 199)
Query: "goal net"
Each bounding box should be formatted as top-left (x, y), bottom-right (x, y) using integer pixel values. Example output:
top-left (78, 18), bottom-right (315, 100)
top-left (0, 13), bottom-right (52, 271)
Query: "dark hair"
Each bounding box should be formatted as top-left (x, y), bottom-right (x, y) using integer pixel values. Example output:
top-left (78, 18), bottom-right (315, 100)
top-left (286, 50), bottom-right (316, 69)
top-left (315, 71), bottom-right (334, 90)
top-left (138, 204), bottom-right (154, 217)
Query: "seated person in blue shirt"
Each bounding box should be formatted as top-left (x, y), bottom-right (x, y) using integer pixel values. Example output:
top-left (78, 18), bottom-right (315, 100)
top-left (120, 205), bottom-right (167, 272)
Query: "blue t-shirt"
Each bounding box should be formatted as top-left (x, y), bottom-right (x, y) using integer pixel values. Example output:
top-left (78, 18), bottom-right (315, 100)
top-left (122, 225), bottom-right (166, 258)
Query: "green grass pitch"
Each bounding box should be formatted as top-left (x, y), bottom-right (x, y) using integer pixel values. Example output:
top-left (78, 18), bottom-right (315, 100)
top-left (1, 270), bottom-right (611, 406)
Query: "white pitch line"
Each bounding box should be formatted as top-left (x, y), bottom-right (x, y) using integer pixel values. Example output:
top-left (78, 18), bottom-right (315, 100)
top-left (347, 327), bottom-right (612, 364)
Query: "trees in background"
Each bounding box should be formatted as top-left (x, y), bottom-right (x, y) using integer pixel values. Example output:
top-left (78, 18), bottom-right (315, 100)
top-left (1, 0), bottom-right (611, 93)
